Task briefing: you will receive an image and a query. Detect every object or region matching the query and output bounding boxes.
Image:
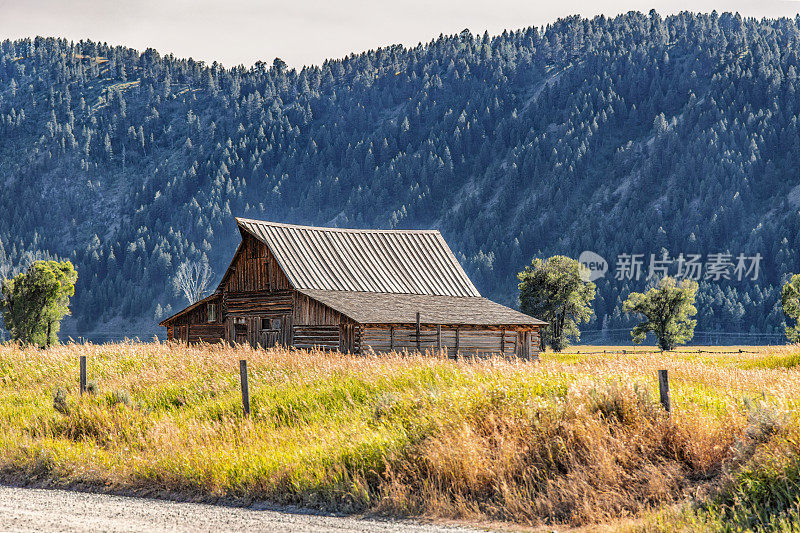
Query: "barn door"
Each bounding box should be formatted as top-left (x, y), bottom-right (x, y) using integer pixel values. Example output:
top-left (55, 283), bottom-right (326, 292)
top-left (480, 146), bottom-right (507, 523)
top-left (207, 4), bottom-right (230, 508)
top-left (256, 316), bottom-right (287, 349)
top-left (233, 318), bottom-right (248, 345)
top-left (178, 325), bottom-right (188, 344)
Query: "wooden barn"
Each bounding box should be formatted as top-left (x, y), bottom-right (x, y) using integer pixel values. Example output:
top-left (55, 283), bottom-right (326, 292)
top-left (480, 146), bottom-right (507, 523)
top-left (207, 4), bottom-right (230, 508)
top-left (159, 218), bottom-right (546, 357)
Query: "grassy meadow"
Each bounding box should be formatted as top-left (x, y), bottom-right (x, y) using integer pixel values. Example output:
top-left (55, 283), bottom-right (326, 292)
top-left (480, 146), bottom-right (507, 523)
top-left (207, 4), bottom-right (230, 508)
top-left (2, 342), bottom-right (800, 531)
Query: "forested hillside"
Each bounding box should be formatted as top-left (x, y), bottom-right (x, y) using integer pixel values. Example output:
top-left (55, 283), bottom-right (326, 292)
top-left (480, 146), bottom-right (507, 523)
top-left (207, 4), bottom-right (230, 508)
top-left (1, 11), bottom-right (799, 342)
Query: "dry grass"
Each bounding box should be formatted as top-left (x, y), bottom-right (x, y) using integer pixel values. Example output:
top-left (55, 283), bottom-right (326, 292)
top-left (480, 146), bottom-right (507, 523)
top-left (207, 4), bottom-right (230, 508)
top-left (1, 342), bottom-right (799, 530)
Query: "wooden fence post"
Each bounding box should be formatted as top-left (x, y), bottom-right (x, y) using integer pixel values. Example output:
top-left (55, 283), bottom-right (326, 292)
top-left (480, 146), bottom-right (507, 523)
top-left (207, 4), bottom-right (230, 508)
top-left (79, 355), bottom-right (87, 395)
top-left (416, 312), bottom-right (421, 352)
top-left (658, 369), bottom-right (670, 413)
top-left (240, 360), bottom-right (250, 417)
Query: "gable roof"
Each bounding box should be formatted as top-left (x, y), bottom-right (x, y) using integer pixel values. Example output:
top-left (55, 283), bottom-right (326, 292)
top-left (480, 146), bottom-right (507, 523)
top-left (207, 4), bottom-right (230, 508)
top-left (299, 289), bottom-right (546, 326)
top-left (235, 218), bottom-right (480, 297)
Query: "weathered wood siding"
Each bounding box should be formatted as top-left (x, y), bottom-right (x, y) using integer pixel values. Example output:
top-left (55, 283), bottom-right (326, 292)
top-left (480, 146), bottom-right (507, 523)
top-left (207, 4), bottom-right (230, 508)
top-left (360, 325), bottom-right (540, 358)
top-left (187, 324), bottom-right (226, 344)
top-left (166, 295), bottom-right (224, 344)
top-left (292, 325), bottom-right (340, 350)
top-left (225, 291), bottom-right (293, 315)
top-left (293, 292), bottom-right (347, 325)
top-left (223, 232), bottom-right (291, 293)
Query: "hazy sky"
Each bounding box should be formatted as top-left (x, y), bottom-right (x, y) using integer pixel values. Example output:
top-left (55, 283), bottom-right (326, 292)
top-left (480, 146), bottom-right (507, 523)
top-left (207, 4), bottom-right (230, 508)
top-left (1, 1), bottom-right (799, 68)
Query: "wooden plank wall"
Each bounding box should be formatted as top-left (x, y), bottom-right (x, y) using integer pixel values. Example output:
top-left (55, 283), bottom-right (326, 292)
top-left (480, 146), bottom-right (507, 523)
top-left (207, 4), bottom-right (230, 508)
top-left (361, 326), bottom-right (540, 358)
top-left (225, 291), bottom-right (293, 315)
top-left (187, 324), bottom-right (226, 344)
top-left (166, 296), bottom-right (226, 344)
top-left (339, 324), bottom-right (360, 353)
top-left (292, 325), bottom-right (340, 350)
top-left (224, 233), bottom-right (291, 293)
top-left (293, 293), bottom-right (347, 325)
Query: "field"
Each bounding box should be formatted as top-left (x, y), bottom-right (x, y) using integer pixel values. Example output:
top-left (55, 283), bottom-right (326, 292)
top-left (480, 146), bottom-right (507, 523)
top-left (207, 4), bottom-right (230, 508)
top-left (2, 342), bottom-right (800, 531)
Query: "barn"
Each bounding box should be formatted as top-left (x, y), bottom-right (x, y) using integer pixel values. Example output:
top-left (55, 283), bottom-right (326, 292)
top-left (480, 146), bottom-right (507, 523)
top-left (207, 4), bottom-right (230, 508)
top-left (159, 218), bottom-right (546, 357)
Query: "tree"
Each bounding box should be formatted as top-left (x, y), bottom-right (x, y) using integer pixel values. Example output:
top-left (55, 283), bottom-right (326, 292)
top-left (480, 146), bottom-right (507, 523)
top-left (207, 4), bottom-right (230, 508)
top-left (173, 260), bottom-right (213, 304)
top-left (518, 256), bottom-right (595, 352)
top-left (0, 260), bottom-right (78, 346)
top-left (781, 273), bottom-right (800, 342)
top-left (623, 277), bottom-right (698, 351)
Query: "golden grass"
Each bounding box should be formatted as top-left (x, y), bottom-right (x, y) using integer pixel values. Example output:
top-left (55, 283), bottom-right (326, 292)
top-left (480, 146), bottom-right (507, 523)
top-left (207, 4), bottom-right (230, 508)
top-left (1, 342), bottom-right (800, 530)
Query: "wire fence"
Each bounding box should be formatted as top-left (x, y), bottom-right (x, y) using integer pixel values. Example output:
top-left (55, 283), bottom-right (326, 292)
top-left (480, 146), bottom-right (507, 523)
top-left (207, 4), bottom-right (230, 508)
top-left (555, 348), bottom-right (760, 355)
top-left (577, 328), bottom-right (787, 347)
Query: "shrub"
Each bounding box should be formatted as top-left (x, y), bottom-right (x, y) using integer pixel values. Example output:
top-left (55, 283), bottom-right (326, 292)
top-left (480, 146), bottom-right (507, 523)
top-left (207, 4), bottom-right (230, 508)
top-left (52, 388), bottom-right (69, 416)
top-left (108, 389), bottom-right (131, 407)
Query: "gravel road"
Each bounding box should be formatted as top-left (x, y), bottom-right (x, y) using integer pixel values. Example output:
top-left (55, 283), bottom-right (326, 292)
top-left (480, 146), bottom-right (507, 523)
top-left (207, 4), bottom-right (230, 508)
top-left (0, 486), bottom-right (482, 533)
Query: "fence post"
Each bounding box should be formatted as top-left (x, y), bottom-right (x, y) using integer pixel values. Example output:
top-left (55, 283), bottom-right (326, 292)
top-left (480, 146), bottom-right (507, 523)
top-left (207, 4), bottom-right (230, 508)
top-left (239, 360), bottom-right (250, 417)
top-left (658, 369), bottom-right (670, 413)
top-left (79, 355), bottom-right (87, 395)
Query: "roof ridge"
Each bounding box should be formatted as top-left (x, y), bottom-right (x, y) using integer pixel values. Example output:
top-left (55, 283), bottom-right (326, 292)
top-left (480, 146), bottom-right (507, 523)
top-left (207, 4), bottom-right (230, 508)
top-left (298, 288), bottom-right (485, 298)
top-left (235, 217), bottom-right (441, 234)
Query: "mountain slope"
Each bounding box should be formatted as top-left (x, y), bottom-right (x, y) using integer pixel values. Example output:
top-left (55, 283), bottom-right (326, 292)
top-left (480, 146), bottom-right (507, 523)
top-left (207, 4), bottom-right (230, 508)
top-left (1, 11), bottom-right (799, 341)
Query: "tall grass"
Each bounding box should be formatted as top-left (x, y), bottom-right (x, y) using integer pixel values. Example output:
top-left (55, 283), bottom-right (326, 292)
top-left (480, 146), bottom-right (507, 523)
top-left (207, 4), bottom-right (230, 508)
top-left (1, 341), bottom-right (800, 529)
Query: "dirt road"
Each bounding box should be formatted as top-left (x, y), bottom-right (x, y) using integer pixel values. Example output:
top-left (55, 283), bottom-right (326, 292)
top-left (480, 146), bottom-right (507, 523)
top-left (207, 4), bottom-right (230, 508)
top-left (0, 486), bottom-right (482, 533)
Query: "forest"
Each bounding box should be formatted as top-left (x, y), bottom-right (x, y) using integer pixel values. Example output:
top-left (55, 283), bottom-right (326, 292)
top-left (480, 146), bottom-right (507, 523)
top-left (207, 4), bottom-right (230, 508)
top-left (0, 11), bottom-right (798, 342)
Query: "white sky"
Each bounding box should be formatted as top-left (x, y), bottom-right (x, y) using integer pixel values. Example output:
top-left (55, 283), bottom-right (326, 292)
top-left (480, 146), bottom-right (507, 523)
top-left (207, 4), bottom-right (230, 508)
top-left (1, 1), bottom-right (799, 68)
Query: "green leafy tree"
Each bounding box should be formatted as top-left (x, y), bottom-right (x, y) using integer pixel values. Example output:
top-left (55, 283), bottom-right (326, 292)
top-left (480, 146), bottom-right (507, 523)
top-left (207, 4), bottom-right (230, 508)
top-left (0, 260), bottom-right (78, 346)
top-left (781, 274), bottom-right (800, 342)
top-left (518, 256), bottom-right (595, 352)
top-left (623, 277), bottom-right (698, 351)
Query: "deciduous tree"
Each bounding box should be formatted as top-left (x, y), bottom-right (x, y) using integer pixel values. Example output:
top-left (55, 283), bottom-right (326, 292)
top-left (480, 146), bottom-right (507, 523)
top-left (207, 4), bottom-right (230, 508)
top-left (623, 277), bottom-right (698, 351)
top-left (781, 274), bottom-right (800, 342)
top-left (173, 260), bottom-right (213, 305)
top-left (0, 260), bottom-right (78, 346)
top-left (518, 256), bottom-right (595, 352)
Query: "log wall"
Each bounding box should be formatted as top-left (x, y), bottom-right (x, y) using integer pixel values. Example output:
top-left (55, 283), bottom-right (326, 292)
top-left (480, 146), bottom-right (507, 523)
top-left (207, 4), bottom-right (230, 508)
top-left (292, 325), bottom-right (341, 350)
top-left (360, 325), bottom-right (540, 358)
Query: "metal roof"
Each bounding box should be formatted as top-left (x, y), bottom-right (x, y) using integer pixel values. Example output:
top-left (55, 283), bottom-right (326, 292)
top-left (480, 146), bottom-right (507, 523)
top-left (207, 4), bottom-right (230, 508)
top-left (299, 289), bottom-right (547, 326)
top-left (236, 218), bottom-right (481, 297)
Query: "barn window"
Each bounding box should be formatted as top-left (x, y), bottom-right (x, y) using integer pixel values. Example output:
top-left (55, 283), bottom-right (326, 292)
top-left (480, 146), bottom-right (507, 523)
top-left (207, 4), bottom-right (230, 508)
top-left (207, 304), bottom-right (217, 323)
top-left (261, 318), bottom-right (282, 330)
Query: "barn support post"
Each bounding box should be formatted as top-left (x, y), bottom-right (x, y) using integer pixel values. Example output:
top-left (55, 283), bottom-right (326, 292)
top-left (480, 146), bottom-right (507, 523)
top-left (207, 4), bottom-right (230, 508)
top-left (416, 312), bottom-right (421, 352)
top-left (454, 327), bottom-right (460, 359)
top-left (79, 356), bottom-right (87, 395)
top-left (501, 330), bottom-right (505, 354)
top-left (436, 325), bottom-right (442, 354)
top-left (240, 360), bottom-right (251, 417)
